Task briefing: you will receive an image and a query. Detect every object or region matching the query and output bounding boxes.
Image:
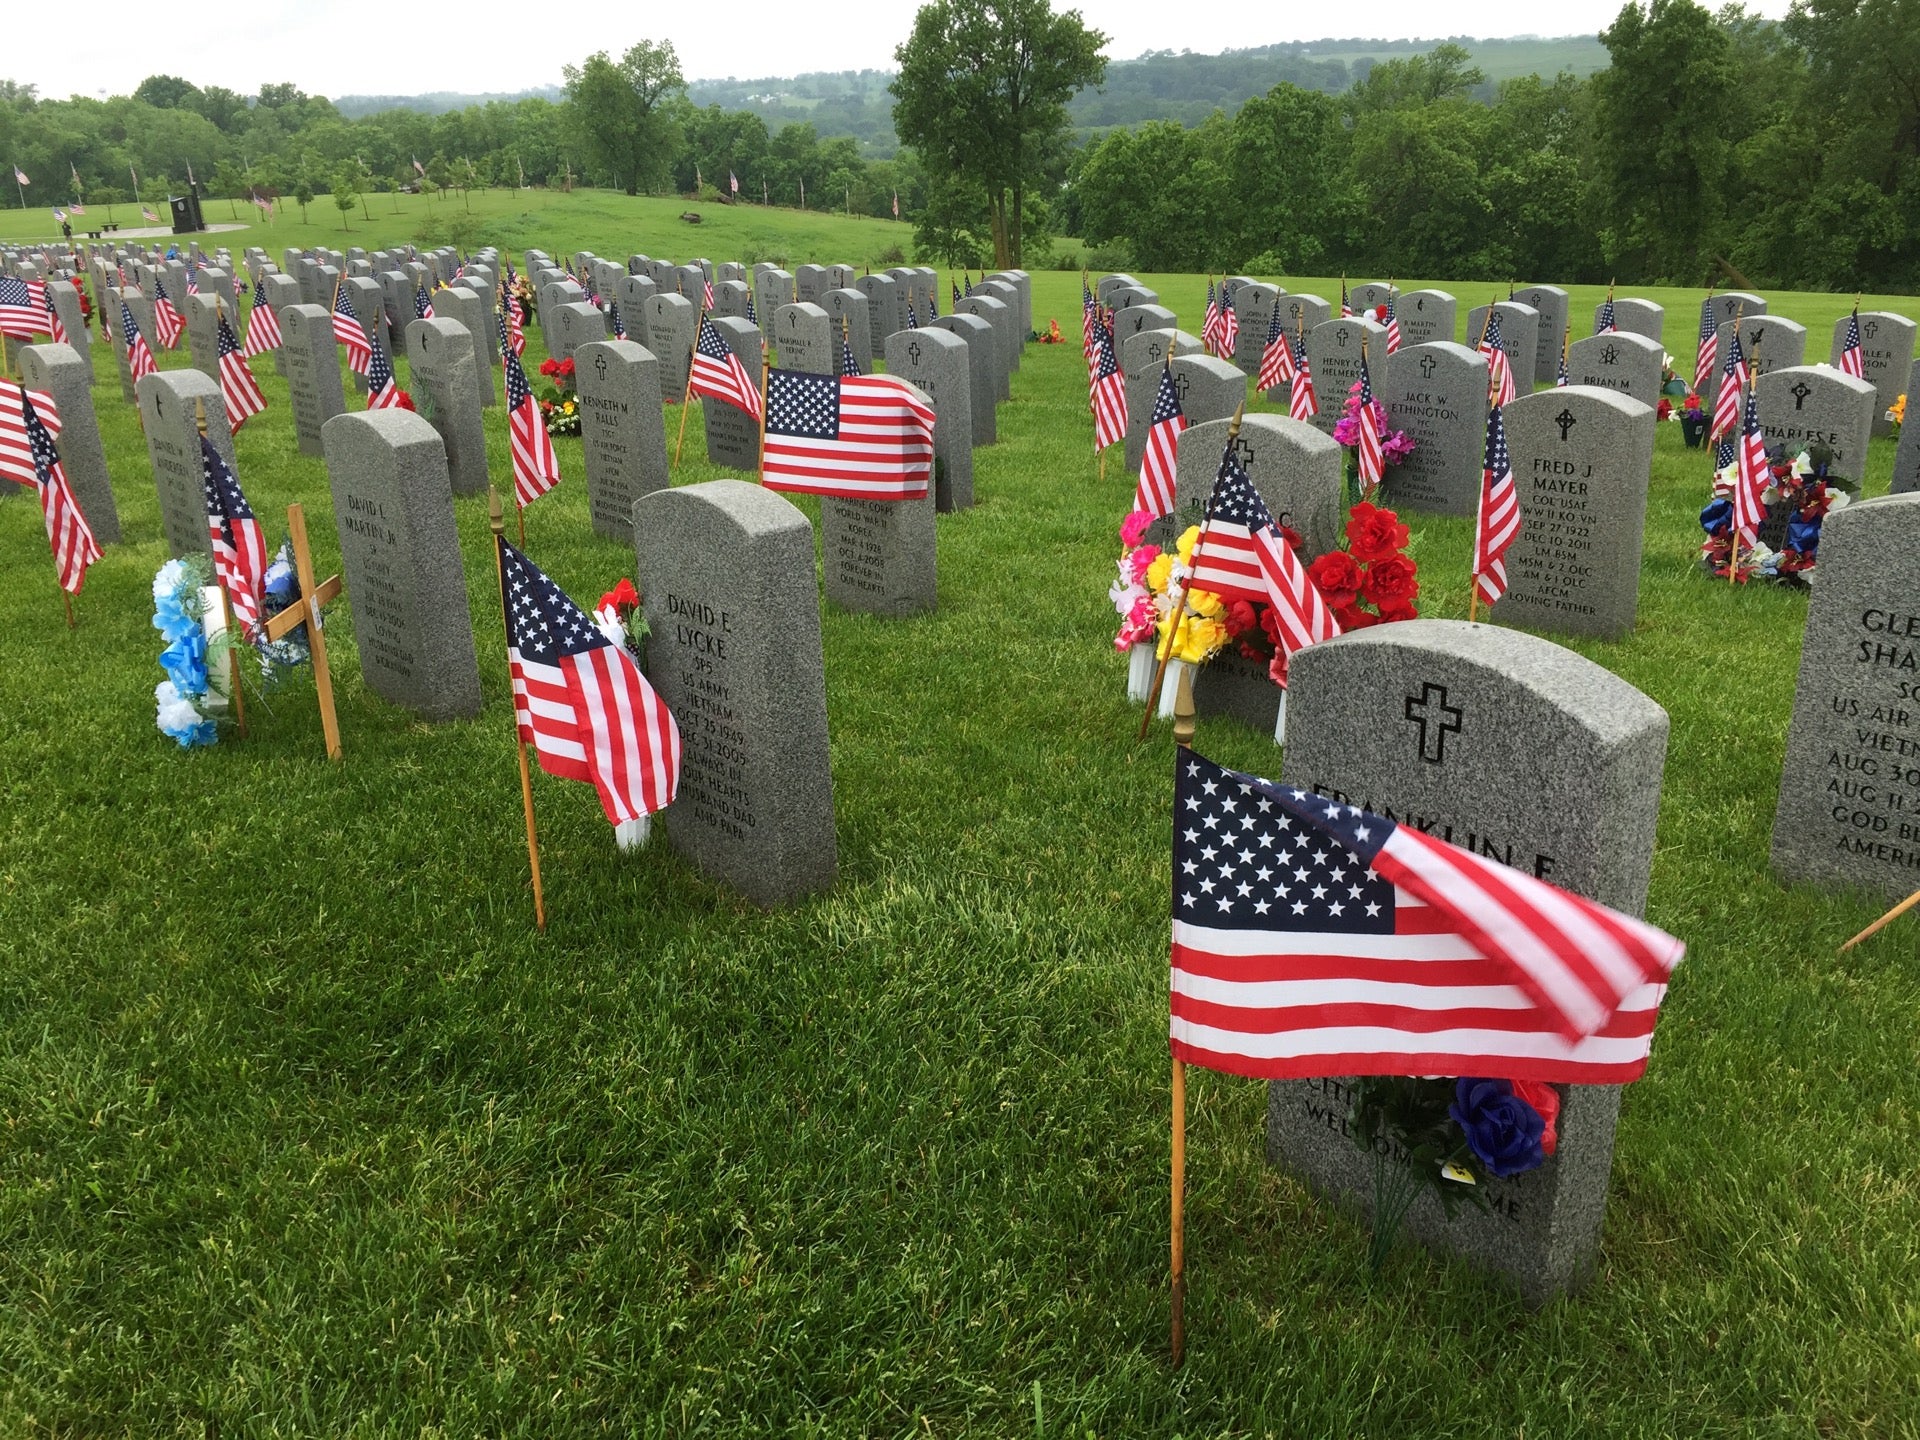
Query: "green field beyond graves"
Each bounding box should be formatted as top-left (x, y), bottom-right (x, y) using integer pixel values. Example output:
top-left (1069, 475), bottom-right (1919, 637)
top-left (3, 192), bottom-right (1918, 1436)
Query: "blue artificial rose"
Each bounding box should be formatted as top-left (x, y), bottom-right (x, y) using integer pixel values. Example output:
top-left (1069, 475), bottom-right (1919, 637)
top-left (159, 631), bottom-right (209, 695)
top-left (152, 590), bottom-right (199, 644)
top-left (1785, 516), bottom-right (1822, 556)
top-left (1450, 1078), bottom-right (1547, 1178)
top-left (1699, 497), bottom-right (1732, 536)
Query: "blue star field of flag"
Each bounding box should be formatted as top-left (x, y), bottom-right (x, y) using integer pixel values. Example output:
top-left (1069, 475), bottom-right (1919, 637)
top-left (217, 311), bottom-right (244, 358)
top-left (202, 437), bottom-right (254, 528)
top-left (1203, 448), bottom-right (1277, 531)
top-left (23, 388), bottom-right (58, 488)
top-left (1484, 402), bottom-right (1510, 473)
top-left (504, 331), bottom-right (535, 410)
top-left (367, 331), bottom-right (395, 395)
top-left (1150, 365), bottom-right (1183, 426)
top-left (500, 541), bottom-right (605, 664)
top-left (1175, 752), bottom-right (1394, 934)
top-left (766, 370), bottom-right (841, 440)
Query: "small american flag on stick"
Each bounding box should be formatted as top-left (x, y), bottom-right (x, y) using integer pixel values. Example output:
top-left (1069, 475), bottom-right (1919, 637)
top-left (1694, 300), bottom-right (1718, 394)
top-left (761, 368), bottom-right (935, 501)
top-left (1257, 304), bottom-right (1293, 395)
top-left (1089, 320), bottom-right (1127, 455)
top-left (202, 436), bottom-right (267, 639)
top-left (502, 314), bottom-right (561, 507)
top-left (689, 316), bottom-right (762, 420)
top-left (1473, 402), bottom-right (1519, 606)
top-left (216, 310), bottom-right (267, 430)
top-left (10, 385), bottom-right (97, 595)
top-left (1838, 307), bottom-right (1866, 379)
top-left (152, 278), bottom-right (184, 349)
top-left (1169, 752), bottom-right (1683, 1082)
top-left (121, 301), bottom-right (157, 383)
top-left (1132, 364), bottom-right (1186, 520)
top-left (243, 287), bottom-right (281, 357)
top-left (331, 285), bottom-right (373, 375)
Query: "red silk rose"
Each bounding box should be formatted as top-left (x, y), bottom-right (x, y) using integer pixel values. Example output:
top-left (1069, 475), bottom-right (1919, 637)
top-left (1308, 551), bottom-right (1363, 608)
top-left (1362, 553), bottom-right (1420, 608)
top-left (1335, 604), bottom-right (1381, 630)
top-left (1509, 1080), bottom-right (1560, 1156)
top-left (1224, 598), bottom-right (1259, 637)
top-left (1346, 501), bottom-right (1410, 562)
top-left (598, 578), bottom-right (640, 615)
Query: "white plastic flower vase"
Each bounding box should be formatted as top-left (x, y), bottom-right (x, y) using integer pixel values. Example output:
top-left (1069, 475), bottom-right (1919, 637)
top-left (199, 584), bottom-right (231, 714)
top-left (1156, 659), bottom-right (1194, 720)
top-left (1125, 642), bottom-right (1155, 704)
top-left (1273, 687), bottom-right (1288, 746)
top-left (615, 816), bottom-right (650, 851)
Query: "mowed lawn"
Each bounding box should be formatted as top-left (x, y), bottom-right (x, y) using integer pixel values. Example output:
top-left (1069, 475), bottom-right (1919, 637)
top-left (2, 194), bottom-right (1917, 1436)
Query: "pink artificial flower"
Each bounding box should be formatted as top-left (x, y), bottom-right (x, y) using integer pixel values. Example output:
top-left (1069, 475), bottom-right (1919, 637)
top-left (1381, 430), bottom-right (1417, 462)
top-left (1120, 509), bottom-right (1154, 548)
top-left (1126, 544), bottom-right (1162, 584)
top-left (1332, 415), bottom-right (1360, 446)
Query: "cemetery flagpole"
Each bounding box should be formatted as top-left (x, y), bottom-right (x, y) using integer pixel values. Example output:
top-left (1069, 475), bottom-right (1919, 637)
top-left (1137, 406), bottom-right (1245, 741)
top-left (489, 485), bottom-right (547, 932)
top-left (1170, 663), bottom-right (1196, 1370)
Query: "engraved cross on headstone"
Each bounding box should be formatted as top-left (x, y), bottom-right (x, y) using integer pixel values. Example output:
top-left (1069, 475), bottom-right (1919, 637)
top-left (1419, 355), bottom-right (1437, 380)
top-left (1791, 380), bottom-right (1812, 410)
top-left (1554, 409), bottom-right (1578, 441)
top-left (1335, 329), bottom-right (1350, 348)
top-left (1404, 682), bottom-right (1463, 764)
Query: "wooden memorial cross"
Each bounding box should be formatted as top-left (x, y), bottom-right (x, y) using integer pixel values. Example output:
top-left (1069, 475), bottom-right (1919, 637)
top-left (260, 501), bottom-right (344, 760)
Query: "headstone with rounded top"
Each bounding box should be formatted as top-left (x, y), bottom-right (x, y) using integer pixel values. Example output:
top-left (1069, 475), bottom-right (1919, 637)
top-left (955, 293), bottom-right (1014, 401)
top-left (978, 278), bottom-right (1022, 369)
top-left (1306, 315), bottom-right (1388, 436)
top-left (855, 272), bottom-right (900, 355)
top-left (699, 315), bottom-right (766, 472)
top-left (1227, 282), bottom-right (1281, 380)
top-left (280, 304), bottom-right (348, 456)
top-left (1832, 311), bottom-right (1916, 435)
top-left (929, 312), bottom-right (998, 445)
top-left (1893, 358), bottom-right (1920, 494)
top-left (1756, 365), bottom-right (1876, 482)
top-left (821, 288), bottom-right (872, 377)
top-left (711, 278), bottom-right (751, 322)
top-left (1096, 274), bottom-right (1138, 306)
top-left (634, 479), bottom-right (838, 907)
top-left (576, 339), bottom-right (670, 541)
top-left (1512, 286), bottom-right (1569, 382)
top-left (885, 327), bottom-right (973, 511)
top-left (404, 317), bottom-right (488, 497)
top-left (1114, 302), bottom-right (1177, 343)
top-left (1720, 314), bottom-right (1806, 377)
top-left (258, 272), bottom-right (300, 378)
top-left (19, 341), bottom-right (119, 543)
top-left (645, 293), bottom-right (697, 403)
top-left (428, 284), bottom-right (499, 409)
top-left (183, 293), bottom-right (222, 380)
top-left (1769, 492), bottom-right (1920, 899)
top-left (1705, 291), bottom-right (1766, 334)
top-left (1267, 618), bottom-right (1670, 1306)
top-left (794, 264), bottom-right (827, 304)
top-left (321, 409), bottom-right (481, 722)
top-left (137, 369), bottom-right (235, 559)
top-left (1379, 341), bottom-right (1490, 517)
top-left (755, 269), bottom-right (796, 342)
top-left (551, 300), bottom-right (611, 363)
top-left (1123, 328), bottom-right (1206, 473)
top-left (1277, 292), bottom-right (1332, 343)
top-left (1566, 331), bottom-right (1665, 409)
top-left (1465, 302), bottom-right (1541, 397)
top-left (772, 302), bottom-right (833, 373)
top-left (1491, 386), bottom-right (1655, 640)
top-left (1347, 281), bottom-right (1397, 317)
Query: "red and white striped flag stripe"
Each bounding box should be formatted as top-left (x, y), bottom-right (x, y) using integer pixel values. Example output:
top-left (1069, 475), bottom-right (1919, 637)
top-left (1090, 322), bottom-right (1127, 454)
top-left (1289, 337), bottom-right (1318, 421)
top-left (0, 378), bottom-right (61, 488)
top-left (1132, 365), bottom-right (1186, 519)
top-left (1732, 387), bottom-right (1769, 547)
top-left (504, 336), bottom-right (561, 507)
top-left (1255, 522), bottom-right (1339, 660)
top-left (762, 369), bottom-right (936, 501)
top-left (12, 385), bottom-right (99, 594)
top-left (1838, 309), bottom-right (1866, 379)
top-left (1711, 329), bottom-right (1749, 441)
top-left (331, 288), bottom-right (373, 374)
top-left (216, 311), bottom-right (267, 431)
top-left (120, 302), bottom-right (157, 383)
top-left (44, 287), bottom-right (67, 345)
top-left (244, 290), bottom-right (282, 357)
top-left (1474, 403), bottom-right (1519, 605)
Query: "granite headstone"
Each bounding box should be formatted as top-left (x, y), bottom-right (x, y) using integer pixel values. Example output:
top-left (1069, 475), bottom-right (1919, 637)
top-left (1756, 365), bottom-right (1876, 481)
top-left (278, 304), bottom-right (347, 456)
top-left (19, 342), bottom-right (119, 543)
top-left (136, 369), bottom-right (235, 560)
top-left (403, 317), bottom-right (488, 497)
top-left (884, 327), bottom-right (973, 512)
top-left (577, 339), bottom-right (670, 542)
top-left (1378, 342), bottom-right (1490, 517)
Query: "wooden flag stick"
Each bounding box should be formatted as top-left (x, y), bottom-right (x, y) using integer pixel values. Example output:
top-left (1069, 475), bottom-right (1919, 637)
top-left (490, 485), bottom-right (546, 932)
top-left (1138, 405), bottom-right (1244, 740)
top-left (673, 301), bottom-right (707, 466)
top-left (263, 502), bottom-right (343, 760)
top-left (1170, 662), bottom-right (1197, 1368)
top-left (1840, 886), bottom-right (1920, 951)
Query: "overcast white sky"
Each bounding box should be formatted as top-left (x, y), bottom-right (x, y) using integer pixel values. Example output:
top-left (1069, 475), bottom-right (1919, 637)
top-left (31, 0), bottom-right (1793, 101)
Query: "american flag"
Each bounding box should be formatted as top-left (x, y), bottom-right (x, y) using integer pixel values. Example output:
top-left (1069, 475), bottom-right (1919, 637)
top-left (1082, 279), bottom-right (1097, 360)
top-left (1168, 752), bottom-right (1683, 1082)
top-left (1218, 283), bottom-right (1238, 358)
top-left (244, 288), bottom-right (282, 357)
top-left (704, 276), bottom-right (717, 310)
top-left (610, 300), bottom-right (627, 340)
top-left (331, 285), bottom-right (373, 374)
top-left (217, 310), bottom-right (267, 430)
top-left (364, 327), bottom-right (403, 410)
top-left (1186, 442), bottom-right (1337, 661)
top-left (502, 293), bottom-right (526, 356)
top-left (1480, 310), bottom-right (1516, 408)
top-left (690, 316), bottom-right (763, 421)
top-left (1, 275), bottom-right (48, 340)
top-left (840, 330), bottom-right (862, 378)
top-left (414, 282), bottom-right (434, 321)
top-left (1257, 304), bottom-right (1294, 395)
top-left (1556, 331), bottom-right (1570, 388)
top-left (141, 206), bottom-right (160, 224)
top-left (1340, 279), bottom-right (1353, 318)
top-left (8, 385), bottom-right (97, 595)
top-left (0, 377), bottom-right (62, 488)
top-left (928, 281), bottom-right (939, 320)
top-left (185, 261), bottom-right (200, 297)
top-left (1473, 403), bottom-right (1520, 605)
top-left (499, 538), bottom-right (680, 825)
top-left (906, 297), bottom-right (919, 330)
top-left (1288, 332), bottom-right (1318, 422)
top-left (1596, 295), bottom-right (1617, 334)
top-left (1838, 308), bottom-right (1866, 379)
top-left (202, 436), bottom-right (267, 638)
top-left (761, 368), bottom-right (935, 501)
top-left (13, 166), bottom-right (28, 186)
top-left (1132, 364), bottom-right (1186, 519)
top-left (745, 288), bottom-right (757, 324)
top-left (120, 301), bottom-right (157, 382)
top-left (1732, 384), bottom-right (1769, 547)
top-left (1711, 325), bottom-right (1749, 442)
top-left (43, 285), bottom-right (66, 345)
top-left (952, 279), bottom-right (963, 310)
top-left (1382, 294), bottom-right (1401, 354)
top-left (152, 278), bottom-right (184, 349)
top-left (502, 314), bottom-right (561, 507)
top-left (1694, 300), bottom-right (1718, 394)
top-left (1090, 319), bottom-right (1127, 454)
top-left (1202, 281), bottom-right (1222, 355)
top-left (1355, 350), bottom-right (1385, 494)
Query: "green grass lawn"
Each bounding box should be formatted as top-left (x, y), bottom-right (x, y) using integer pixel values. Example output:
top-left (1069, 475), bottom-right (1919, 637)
top-left (3, 197), bottom-right (1918, 1436)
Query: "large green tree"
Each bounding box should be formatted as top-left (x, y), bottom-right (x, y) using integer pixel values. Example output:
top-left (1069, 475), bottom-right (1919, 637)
top-left (891, 0), bottom-right (1107, 266)
top-left (562, 42), bottom-right (686, 195)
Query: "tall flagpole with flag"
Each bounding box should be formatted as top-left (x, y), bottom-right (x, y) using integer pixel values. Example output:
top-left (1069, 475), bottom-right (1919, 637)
top-left (12, 164), bottom-right (26, 210)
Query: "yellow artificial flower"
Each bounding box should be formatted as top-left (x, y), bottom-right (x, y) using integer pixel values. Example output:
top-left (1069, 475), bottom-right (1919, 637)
top-left (1179, 616), bottom-right (1227, 663)
top-left (1145, 552), bottom-right (1174, 595)
top-left (1889, 394), bottom-right (1907, 426)
top-left (1187, 586), bottom-right (1225, 620)
top-left (1175, 525), bottom-right (1202, 567)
